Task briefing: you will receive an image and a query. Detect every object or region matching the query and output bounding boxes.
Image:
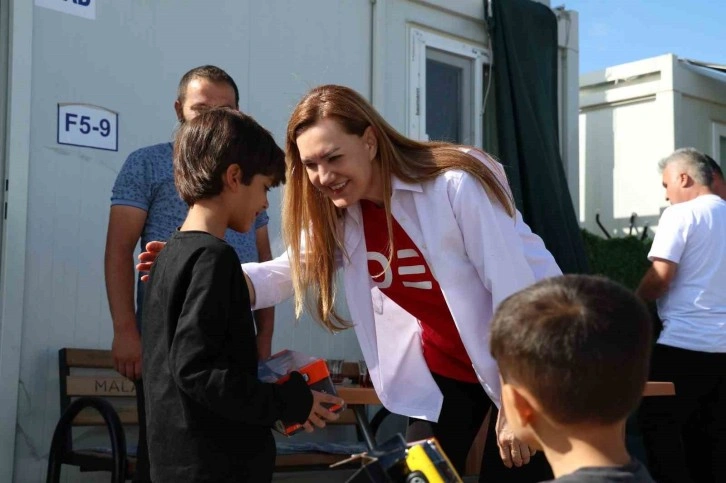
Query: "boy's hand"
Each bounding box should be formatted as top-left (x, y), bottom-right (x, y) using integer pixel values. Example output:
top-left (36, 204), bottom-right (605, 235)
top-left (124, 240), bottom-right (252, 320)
top-left (136, 241), bottom-right (166, 282)
top-left (302, 391), bottom-right (345, 433)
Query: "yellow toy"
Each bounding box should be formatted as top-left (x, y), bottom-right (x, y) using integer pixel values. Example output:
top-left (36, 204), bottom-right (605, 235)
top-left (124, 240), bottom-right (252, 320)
top-left (404, 439), bottom-right (462, 483)
top-left (339, 435), bottom-right (463, 483)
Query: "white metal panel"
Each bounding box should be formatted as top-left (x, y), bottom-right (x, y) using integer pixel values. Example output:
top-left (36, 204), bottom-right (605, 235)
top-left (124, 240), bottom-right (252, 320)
top-left (578, 113), bottom-right (587, 222)
top-left (371, 0), bottom-right (388, 112)
top-left (579, 94), bottom-right (675, 237)
top-left (0, 1), bottom-right (33, 481)
top-left (578, 54), bottom-right (687, 236)
top-left (580, 54), bottom-right (672, 91)
top-left (675, 96), bottom-right (726, 158)
top-left (612, 99), bottom-right (673, 221)
top-left (0, 0), bottom-right (9, 253)
top-left (556, 9), bottom-right (580, 217)
top-left (579, 55), bottom-right (678, 115)
top-left (410, 0), bottom-right (486, 21)
top-left (579, 107), bottom-right (614, 234)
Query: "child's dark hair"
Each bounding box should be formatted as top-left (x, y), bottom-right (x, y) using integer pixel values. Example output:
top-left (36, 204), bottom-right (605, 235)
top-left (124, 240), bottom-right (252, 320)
top-left (490, 274), bottom-right (652, 425)
top-left (173, 108), bottom-right (285, 205)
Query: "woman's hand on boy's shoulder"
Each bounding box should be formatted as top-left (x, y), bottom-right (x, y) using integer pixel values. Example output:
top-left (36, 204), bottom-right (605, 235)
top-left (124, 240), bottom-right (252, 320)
top-left (136, 241), bottom-right (166, 281)
top-left (303, 391), bottom-right (345, 433)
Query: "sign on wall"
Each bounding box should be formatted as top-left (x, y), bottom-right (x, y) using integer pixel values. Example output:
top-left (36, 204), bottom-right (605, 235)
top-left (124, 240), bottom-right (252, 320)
top-left (57, 103), bottom-right (118, 152)
top-left (35, 0), bottom-right (96, 20)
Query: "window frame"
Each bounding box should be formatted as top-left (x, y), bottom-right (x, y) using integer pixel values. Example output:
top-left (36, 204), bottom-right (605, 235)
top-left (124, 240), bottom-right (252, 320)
top-left (408, 27), bottom-right (490, 147)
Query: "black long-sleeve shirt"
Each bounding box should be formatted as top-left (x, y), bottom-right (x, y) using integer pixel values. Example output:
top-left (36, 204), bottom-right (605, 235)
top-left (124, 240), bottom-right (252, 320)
top-left (141, 231), bottom-right (312, 482)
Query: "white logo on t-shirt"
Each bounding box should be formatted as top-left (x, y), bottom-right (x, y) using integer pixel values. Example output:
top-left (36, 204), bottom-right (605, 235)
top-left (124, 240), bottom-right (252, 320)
top-left (367, 249), bottom-right (432, 290)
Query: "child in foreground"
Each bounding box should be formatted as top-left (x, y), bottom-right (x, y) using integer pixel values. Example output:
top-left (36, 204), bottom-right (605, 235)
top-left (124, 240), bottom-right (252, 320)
top-left (490, 274), bottom-right (655, 482)
top-left (141, 108), bottom-right (343, 483)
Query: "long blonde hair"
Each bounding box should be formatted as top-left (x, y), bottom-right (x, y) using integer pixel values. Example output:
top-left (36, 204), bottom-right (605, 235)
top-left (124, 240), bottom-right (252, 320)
top-left (283, 85), bottom-right (514, 331)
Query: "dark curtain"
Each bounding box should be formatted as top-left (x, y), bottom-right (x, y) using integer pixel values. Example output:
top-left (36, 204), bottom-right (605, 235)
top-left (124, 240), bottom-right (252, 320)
top-left (485, 0), bottom-right (589, 274)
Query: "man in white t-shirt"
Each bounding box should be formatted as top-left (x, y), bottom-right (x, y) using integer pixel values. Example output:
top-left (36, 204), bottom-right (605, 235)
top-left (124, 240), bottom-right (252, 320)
top-left (635, 147), bottom-right (726, 483)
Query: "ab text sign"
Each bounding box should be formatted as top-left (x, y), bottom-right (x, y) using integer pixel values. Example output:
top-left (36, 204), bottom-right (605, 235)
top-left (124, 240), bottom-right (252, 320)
top-left (36, 0), bottom-right (96, 20)
top-left (57, 103), bottom-right (118, 152)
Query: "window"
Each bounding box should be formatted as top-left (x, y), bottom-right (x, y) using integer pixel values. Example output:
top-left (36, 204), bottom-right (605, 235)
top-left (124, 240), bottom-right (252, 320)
top-left (409, 28), bottom-right (490, 147)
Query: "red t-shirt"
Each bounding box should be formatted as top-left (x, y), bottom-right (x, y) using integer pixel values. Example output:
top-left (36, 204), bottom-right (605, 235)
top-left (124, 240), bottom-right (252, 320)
top-left (361, 200), bottom-right (478, 383)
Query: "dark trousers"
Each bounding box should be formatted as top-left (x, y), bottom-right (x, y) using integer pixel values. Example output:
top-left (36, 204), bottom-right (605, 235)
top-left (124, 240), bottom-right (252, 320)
top-left (637, 344), bottom-right (726, 483)
top-left (134, 293), bottom-right (151, 482)
top-left (134, 379), bottom-right (151, 482)
top-left (408, 373), bottom-right (553, 482)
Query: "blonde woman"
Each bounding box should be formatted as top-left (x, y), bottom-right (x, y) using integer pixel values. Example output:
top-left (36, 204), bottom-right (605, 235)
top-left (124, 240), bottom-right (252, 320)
top-left (140, 85), bottom-right (560, 480)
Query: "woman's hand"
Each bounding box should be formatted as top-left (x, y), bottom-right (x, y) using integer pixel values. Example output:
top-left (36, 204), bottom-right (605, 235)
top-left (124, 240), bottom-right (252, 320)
top-left (302, 391), bottom-right (345, 433)
top-left (136, 241), bottom-right (166, 282)
top-left (496, 407), bottom-right (537, 468)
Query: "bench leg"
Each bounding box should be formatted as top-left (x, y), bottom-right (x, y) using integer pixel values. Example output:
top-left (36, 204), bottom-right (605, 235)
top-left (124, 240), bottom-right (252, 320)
top-left (352, 405), bottom-right (377, 451)
top-left (46, 397), bottom-right (127, 483)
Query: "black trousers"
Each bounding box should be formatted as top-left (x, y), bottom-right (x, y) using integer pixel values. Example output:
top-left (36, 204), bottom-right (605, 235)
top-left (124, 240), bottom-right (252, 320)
top-left (637, 344), bottom-right (726, 483)
top-left (134, 378), bottom-right (151, 482)
top-left (408, 373), bottom-right (553, 482)
top-left (134, 295), bottom-right (151, 482)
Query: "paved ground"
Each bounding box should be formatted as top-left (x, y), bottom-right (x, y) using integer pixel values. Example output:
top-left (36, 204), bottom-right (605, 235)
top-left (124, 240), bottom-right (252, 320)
top-left (273, 469), bottom-right (479, 482)
top-left (272, 469), bottom-right (356, 482)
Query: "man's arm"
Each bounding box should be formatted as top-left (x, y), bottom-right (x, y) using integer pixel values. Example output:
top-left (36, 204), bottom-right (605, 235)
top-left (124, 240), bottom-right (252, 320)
top-left (104, 205), bottom-right (147, 380)
top-left (635, 258), bottom-right (678, 302)
top-left (253, 225), bottom-right (274, 360)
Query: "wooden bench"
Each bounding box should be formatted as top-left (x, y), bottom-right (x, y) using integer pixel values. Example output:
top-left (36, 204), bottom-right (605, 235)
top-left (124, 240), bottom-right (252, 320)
top-left (47, 349), bottom-right (381, 480)
top-left (47, 348), bottom-right (139, 483)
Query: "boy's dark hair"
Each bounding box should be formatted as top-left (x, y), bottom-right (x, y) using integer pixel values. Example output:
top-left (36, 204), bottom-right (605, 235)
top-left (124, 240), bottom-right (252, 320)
top-left (177, 65), bottom-right (239, 107)
top-left (490, 274), bottom-right (652, 425)
top-left (173, 108), bottom-right (285, 206)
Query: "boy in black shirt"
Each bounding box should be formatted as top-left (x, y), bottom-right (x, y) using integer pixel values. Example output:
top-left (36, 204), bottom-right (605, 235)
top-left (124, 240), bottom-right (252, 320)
top-left (141, 108), bottom-right (343, 482)
top-left (490, 275), bottom-right (655, 482)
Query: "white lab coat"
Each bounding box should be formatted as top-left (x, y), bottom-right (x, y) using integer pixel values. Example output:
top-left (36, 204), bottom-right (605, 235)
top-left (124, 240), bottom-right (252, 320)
top-left (244, 160), bottom-right (560, 422)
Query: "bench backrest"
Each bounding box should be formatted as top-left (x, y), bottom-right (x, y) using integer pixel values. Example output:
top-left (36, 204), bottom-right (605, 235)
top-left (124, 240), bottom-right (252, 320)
top-left (59, 348), bottom-right (139, 433)
top-left (58, 348), bottom-right (362, 434)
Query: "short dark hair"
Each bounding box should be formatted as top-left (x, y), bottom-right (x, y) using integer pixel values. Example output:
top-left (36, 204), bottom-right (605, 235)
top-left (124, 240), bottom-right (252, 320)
top-left (490, 274), bottom-right (652, 425)
top-left (705, 154), bottom-right (723, 180)
top-left (173, 108), bottom-right (285, 205)
top-left (177, 65), bottom-right (239, 107)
